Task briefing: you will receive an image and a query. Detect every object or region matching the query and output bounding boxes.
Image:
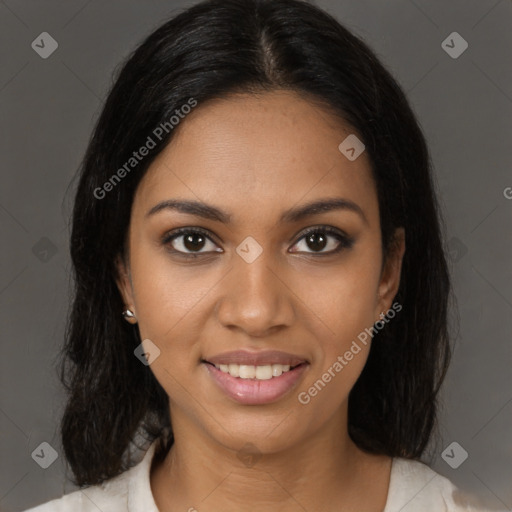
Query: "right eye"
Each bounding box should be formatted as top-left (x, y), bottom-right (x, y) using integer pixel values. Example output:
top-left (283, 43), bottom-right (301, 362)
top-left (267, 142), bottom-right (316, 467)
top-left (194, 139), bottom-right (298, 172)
top-left (162, 227), bottom-right (223, 258)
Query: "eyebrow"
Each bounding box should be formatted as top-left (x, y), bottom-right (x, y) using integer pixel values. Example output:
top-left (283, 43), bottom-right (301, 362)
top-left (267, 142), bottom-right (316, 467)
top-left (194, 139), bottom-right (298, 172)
top-left (146, 197), bottom-right (368, 225)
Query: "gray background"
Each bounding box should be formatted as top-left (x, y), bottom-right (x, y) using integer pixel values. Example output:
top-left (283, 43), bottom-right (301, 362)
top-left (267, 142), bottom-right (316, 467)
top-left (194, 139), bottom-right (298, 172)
top-left (1, 0), bottom-right (511, 510)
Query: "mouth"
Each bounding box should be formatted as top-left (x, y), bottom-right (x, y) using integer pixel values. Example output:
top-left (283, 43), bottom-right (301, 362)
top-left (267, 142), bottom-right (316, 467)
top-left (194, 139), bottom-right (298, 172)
top-left (201, 350), bottom-right (309, 405)
top-left (202, 360), bottom-right (306, 380)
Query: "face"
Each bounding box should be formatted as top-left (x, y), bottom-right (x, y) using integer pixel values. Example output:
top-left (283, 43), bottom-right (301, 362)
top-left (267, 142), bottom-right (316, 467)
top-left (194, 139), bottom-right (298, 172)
top-left (116, 90), bottom-right (405, 455)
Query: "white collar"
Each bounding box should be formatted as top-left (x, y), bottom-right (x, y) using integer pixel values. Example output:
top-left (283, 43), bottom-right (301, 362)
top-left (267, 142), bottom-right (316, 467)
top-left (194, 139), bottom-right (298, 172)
top-left (127, 438), bottom-right (161, 512)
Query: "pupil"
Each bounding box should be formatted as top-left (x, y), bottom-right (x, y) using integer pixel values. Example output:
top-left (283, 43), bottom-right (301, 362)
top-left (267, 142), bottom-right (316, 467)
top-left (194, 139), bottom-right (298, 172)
top-left (184, 233), bottom-right (205, 251)
top-left (307, 232), bottom-right (327, 251)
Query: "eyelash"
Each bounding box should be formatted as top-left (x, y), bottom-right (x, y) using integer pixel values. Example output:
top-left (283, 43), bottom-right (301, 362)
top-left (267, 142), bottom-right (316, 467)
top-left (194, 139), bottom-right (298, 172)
top-left (161, 226), bottom-right (354, 259)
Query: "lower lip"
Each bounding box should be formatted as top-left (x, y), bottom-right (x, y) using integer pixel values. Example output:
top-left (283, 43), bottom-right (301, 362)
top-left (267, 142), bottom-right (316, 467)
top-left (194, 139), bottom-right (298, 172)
top-left (204, 363), bottom-right (308, 405)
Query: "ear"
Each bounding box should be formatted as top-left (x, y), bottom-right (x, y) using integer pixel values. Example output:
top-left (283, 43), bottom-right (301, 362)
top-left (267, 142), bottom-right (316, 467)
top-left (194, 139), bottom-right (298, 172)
top-left (375, 227), bottom-right (405, 319)
top-left (115, 254), bottom-right (136, 317)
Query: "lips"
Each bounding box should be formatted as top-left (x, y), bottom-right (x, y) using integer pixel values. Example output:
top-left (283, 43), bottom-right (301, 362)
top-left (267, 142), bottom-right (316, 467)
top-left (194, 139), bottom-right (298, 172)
top-left (202, 350), bottom-right (309, 405)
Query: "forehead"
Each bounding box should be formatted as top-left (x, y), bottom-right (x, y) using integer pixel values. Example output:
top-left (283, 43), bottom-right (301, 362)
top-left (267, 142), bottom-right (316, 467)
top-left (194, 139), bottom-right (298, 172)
top-left (133, 91), bottom-right (378, 225)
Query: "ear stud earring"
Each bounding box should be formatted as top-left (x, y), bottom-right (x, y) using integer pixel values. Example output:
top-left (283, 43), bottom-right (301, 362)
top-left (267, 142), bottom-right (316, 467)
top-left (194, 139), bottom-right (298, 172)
top-left (122, 309), bottom-right (137, 324)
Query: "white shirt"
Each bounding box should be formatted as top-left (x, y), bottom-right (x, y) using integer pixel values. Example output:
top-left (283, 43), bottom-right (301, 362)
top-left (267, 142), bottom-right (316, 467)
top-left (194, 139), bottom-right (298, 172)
top-left (23, 439), bottom-right (499, 512)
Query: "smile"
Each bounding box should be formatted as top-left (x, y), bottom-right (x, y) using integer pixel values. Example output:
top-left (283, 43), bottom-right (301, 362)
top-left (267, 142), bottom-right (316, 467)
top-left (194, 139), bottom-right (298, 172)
top-left (202, 351), bottom-right (309, 405)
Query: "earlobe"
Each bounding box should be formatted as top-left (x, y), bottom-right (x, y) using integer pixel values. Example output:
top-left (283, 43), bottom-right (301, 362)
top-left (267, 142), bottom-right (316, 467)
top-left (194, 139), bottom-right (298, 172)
top-left (376, 227), bottom-right (405, 317)
top-left (114, 254), bottom-right (136, 318)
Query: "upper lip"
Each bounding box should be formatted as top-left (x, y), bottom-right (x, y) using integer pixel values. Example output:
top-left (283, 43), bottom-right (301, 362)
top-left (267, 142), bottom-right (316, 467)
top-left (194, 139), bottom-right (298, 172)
top-left (204, 350), bottom-right (308, 367)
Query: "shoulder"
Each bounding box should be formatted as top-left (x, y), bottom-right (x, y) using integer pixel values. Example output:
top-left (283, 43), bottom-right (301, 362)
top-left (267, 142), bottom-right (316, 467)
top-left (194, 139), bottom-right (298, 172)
top-left (384, 457), bottom-right (503, 512)
top-left (22, 467), bottom-right (133, 512)
top-left (22, 440), bottom-right (161, 512)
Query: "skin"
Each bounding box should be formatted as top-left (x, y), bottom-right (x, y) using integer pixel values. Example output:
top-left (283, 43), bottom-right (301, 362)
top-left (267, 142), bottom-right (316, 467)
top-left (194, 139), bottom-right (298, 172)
top-left (116, 90), bottom-right (406, 512)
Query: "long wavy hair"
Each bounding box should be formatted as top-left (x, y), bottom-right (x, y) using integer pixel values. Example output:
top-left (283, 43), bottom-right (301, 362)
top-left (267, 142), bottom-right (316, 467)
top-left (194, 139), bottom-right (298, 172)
top-left (59, 0), bottom-right (452, 486)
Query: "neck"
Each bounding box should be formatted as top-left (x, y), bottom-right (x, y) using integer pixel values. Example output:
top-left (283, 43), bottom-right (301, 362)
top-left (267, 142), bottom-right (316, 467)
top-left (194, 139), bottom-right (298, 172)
top-left (150, 409), bottom-right (392, 512)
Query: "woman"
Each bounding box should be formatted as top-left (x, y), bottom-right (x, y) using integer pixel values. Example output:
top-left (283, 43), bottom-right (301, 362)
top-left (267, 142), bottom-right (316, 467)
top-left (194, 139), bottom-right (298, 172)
top-left (24, 0), bottom-right (496, 510)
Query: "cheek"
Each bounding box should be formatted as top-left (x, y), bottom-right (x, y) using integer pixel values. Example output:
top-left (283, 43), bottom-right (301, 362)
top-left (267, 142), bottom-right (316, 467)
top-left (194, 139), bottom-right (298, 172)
top-left (129, 243), bottom-right (210, 336)
top-left (296, 253), bottom-right (381, 408)
top-left (129, 258), bottom-right (208, 398)
top-left (297, 266), bottom-right (378, 411)
top-left (127, 271), bottom-right (213, 393)
top-left (304, 255), bottom-right (381, 344)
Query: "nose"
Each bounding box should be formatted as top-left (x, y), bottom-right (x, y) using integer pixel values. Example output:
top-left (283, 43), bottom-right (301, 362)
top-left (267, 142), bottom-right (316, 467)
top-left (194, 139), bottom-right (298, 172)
top-left (215, 251), bottom-right (295, 338)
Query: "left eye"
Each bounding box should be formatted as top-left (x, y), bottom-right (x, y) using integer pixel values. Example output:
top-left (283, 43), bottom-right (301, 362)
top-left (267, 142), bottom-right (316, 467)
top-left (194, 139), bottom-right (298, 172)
top-left (290, 227), bottom-right (353, 255)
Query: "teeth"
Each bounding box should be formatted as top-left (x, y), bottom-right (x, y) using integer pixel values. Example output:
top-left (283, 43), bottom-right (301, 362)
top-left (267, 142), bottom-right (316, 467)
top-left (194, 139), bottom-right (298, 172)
top-left (255, 365), bottom-right (272, 380)
top-left (239, 365), bottom-right (255, 379)
top-left (228, 364), bottom-right (240, 377)
top-left (272, 364), bottom-right (290, 377)
top-left (214, 363), bottom-right (295, 379)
